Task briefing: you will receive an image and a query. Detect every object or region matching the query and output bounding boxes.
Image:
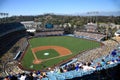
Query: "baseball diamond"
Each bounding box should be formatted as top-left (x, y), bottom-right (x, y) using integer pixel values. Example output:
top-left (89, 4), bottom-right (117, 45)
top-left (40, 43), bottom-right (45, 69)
top-left (32, 46), bottom-right (72, 64)
top-left (21, 36), bottom-right (100, 70)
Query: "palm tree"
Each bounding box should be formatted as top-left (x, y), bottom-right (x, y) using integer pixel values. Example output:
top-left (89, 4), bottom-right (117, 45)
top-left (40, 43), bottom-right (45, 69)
top-left (0, 13), bottom-right (4, 22)
top-left (1, 13), bottom-right (4, 16)
top-left (6, 13), bottom-right (8, 17)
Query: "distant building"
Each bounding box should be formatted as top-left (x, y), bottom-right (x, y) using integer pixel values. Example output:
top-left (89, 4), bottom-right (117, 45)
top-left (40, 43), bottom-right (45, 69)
top-left (21, 21), bottom-right (41, 32)
top-left (84, 22), bottom-right (97, 32)
top-left (21, 21), bottom-right (41, 29)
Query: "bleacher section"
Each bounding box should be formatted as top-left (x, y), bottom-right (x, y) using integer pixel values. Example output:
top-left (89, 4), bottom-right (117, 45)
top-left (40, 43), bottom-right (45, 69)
top-left (74, 31), bottom-right (106, 41)
top-left (36, 26), bottom-right (63, 32)
top-left (35, 31), bottom-right (64, 37)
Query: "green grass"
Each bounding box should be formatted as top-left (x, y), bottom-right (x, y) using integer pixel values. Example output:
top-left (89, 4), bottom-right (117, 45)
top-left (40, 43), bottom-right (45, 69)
top-left (21, 36), bottom-right (100, 70)
top-left (35, 49), bottom-right (59, 59)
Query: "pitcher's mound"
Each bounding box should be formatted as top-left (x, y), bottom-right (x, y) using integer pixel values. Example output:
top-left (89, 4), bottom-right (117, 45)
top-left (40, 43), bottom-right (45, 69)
top-left (33, 59), bottom-right (42, 64)
top-left (44, 52), bottom-right (49, 55)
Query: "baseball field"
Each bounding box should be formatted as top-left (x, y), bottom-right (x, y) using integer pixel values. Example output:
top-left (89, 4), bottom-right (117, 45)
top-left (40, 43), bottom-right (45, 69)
top-left (21, 36), bottom-right (100, 70)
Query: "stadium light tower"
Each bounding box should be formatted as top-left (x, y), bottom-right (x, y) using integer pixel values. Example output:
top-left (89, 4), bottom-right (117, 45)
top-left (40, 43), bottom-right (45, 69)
top-left (0, 12), bottom-right (9, 22)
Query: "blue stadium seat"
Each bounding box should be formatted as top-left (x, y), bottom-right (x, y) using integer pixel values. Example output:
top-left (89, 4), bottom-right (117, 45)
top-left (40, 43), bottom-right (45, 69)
top-left (64, 72), bottom-right (74, 79)
top-left (47, 75), bottom-right (57, 80)
top-left (56, 74), bottom-right (65, 80)
top-left (41, 78), bottom-right (49, 80)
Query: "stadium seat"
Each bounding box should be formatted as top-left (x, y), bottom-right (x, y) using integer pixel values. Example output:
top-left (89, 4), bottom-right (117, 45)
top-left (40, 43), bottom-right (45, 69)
top-left (47, 75), bottom-right (57, 80)
top-left (63, 72), bottom-right (74, 79)
top-left (41, 78), bottom-right (49, 80)
top-left (56, 74), bottom-right (65, 80)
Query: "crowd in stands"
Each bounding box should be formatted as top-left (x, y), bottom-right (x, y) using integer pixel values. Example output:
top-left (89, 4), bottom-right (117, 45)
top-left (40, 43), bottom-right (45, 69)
top-left (18, 38), bottom-right (28, 52)
top-left (77, 40), bottom-right (118, 62)
top-left (36, 27), bottom-right (63, 32)
top-left (35, 31), bottom-right (64, 37)
top-left (3, 61), bottom-right (24, 76)
top-left (0, 37), bottom-right (28, 78)
top-left (74, 31), bottom-right (106, 41)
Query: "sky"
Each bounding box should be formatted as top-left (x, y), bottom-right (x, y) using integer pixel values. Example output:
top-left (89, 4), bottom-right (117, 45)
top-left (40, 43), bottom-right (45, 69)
top-left (0, 0), bottom-right (120, 16)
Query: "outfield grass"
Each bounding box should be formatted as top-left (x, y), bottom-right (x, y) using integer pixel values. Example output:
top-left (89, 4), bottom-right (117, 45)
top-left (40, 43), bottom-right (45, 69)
top-left (21, 36), bottom-right (100, 70)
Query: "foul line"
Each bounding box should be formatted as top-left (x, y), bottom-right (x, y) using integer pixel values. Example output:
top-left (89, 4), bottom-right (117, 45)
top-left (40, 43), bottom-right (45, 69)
top-left (43, 53), bottom-right (72, 62)
top-left (31, 49), bottom-right (38, 60)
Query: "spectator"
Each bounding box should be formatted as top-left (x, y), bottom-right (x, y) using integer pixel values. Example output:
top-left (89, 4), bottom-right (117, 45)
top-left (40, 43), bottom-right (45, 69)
top-left (19, 73), bottom-right (26, 80)
top-left (111, 49), bottom-right (117, 57)
top-left (100, 59), bottom-right (106, 66)
top-left (96, 62), bottom-right (102, 68)
top-left (59, 68), bottom-right (64, 73)
top-left (75, 64), bottom-right (79, 71)
top-left (4, 76), bottom-right (10, 80)
top-left (10, 75), bottom-right (17, 80)
top-left (25, 74), bottom-right (30, 80)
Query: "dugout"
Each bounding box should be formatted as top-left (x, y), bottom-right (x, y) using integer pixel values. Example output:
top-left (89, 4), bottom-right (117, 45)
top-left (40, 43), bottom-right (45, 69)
top-left (13, 51), bottom-right (22, 60)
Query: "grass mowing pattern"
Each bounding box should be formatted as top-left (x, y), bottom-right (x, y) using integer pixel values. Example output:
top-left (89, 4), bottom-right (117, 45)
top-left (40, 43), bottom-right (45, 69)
top-left (21, 36), bottom-right (100, 70)
top-left (35, 49), bottom-right (59, 59)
